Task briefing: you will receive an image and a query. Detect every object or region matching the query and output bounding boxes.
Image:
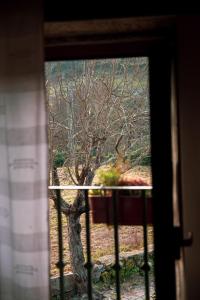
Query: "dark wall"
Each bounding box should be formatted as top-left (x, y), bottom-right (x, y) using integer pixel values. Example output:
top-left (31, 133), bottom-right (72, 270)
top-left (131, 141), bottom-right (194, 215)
top-left (177, 15), bottom-right (200, 300)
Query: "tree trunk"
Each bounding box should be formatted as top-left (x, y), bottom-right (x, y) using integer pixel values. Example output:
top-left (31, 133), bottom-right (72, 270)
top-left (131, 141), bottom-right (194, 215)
top-left (67, 211), bottom-right (87, 295)
top-left (64, 170), bottom-right (96, 296)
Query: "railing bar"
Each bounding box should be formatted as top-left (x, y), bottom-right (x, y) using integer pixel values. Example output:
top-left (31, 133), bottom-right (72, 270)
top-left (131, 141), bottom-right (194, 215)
top-left (56, 188), bottom-right (65, 300)
top-left (142, 190), bottom-right (150, 300)
top-left (85, 190), bottom-right (93, 300)
top-left (112, 190), bottom-right (121, 300)
top-left (51, 186), bottom-right (153, 300)
top-left (49, 185), bottom-right (152, 190)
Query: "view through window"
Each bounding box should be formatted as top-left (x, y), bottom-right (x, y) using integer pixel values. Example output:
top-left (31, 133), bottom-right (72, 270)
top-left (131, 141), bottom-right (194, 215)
top-left (46, 57), bottom-right (155, 299)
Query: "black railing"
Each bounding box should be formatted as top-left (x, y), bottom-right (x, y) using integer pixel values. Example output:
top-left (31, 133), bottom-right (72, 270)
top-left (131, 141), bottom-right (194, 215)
top-left (49, 185), bottom-right (153, 300)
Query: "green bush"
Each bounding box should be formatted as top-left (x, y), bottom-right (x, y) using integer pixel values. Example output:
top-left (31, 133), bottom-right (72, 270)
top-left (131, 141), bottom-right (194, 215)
top-left (97, 167), bottom-right (120, 186)
top-left (88, 189), bottom-right (102, 196)
top-left (140, 155), bottom-right (151, 166)
top-left (129, 149), bottom-right (151, 166)
top-left (129, 149), bottom-right (142, 162)
top-left (54, 150), bottom-right (66, 167)
top-left (98, 261), bottom-right (143, 287)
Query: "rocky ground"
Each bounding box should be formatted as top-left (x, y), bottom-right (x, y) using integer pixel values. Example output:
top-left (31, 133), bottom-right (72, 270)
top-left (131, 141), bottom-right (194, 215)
top-left (51, 249), bottom-right (155, 300)
top-left (71, 275), bottom-right (155, 300)
top-left (100, 275), bottom-right (155, 300)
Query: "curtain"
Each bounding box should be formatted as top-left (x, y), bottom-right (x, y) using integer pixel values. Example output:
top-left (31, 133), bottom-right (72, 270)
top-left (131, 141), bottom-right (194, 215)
top-left (0, 2), bottom-right (49, 300)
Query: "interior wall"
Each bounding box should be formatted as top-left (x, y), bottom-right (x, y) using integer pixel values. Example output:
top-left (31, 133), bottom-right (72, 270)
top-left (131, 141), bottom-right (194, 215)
top-left (177, 15), bottom-right (200, 300)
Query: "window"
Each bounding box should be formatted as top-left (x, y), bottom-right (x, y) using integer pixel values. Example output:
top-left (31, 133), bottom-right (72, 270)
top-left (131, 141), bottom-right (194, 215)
top-left (45, 16), bottom-right (177, 300)
top-left (46, 57), bottom-right (154, 299)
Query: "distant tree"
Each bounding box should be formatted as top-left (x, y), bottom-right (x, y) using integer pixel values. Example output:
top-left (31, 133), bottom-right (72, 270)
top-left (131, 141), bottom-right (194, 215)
top-left (46, 58), bottom-right (150, 295)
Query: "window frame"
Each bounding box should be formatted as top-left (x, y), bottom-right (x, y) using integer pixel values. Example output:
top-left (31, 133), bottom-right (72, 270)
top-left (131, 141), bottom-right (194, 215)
top-left (45, 17), bottom-right (177, 300)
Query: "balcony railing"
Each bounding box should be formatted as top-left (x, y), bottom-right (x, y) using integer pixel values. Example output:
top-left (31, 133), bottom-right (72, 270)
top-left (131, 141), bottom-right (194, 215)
top-left (48, 185), bottom-right (153, 300)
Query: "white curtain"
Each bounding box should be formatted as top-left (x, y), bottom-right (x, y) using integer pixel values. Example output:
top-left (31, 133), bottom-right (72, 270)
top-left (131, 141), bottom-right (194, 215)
top-left (0, 2), bottom-right (49, 300)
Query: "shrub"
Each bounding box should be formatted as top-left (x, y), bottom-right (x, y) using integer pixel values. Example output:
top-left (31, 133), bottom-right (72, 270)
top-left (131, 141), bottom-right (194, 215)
top-left (54, 150), bottom-right (66, 167)
top-left (129, 149), bottom-right (151, 166)
top-left (96, 167), bottom-right (120, 186)
top-left (88, 189), bottom-right (102, 196)
top-left (140, 155), bottom-right (151, 166)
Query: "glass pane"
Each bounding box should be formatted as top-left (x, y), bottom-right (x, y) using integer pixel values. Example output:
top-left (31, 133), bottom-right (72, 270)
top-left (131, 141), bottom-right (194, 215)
top-left (46, 57), bottom-right (155, 299)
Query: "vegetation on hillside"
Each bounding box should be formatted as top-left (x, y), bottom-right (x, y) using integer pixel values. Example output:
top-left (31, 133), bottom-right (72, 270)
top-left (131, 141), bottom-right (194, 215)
top-left (46, 57), bottom-right (151, 296)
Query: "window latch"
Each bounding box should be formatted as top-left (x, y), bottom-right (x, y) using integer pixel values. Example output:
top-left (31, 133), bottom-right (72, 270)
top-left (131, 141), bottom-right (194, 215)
top-left (173, 226), bottom-right (193, 259)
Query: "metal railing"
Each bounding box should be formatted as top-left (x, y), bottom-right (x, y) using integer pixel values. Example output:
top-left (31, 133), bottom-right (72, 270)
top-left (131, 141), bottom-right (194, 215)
top-left (49, 185), bottom-right (153, 300)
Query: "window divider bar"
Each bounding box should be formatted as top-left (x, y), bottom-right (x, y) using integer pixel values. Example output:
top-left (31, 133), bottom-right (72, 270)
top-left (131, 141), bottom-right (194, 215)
top-left (112, 190), bottom-right (121, 300)
top-left (142, 190), bottom-right (150, 300)
top-left (85, 189), bottom-right (93, 299)
top-left (55, 188), bottom-right (65, 300)
top-left (49, 185), bottom-right (152, 190)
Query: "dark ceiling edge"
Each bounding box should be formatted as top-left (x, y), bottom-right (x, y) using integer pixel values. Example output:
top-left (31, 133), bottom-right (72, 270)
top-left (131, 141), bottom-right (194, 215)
top-left (45, 35), bottom-right (174, 62)
top-left (44, 7), bottom-right (200, 22)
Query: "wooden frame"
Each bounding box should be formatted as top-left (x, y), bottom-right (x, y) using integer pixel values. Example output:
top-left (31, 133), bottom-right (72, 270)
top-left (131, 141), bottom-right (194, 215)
top-left (44, 16), bottom-right (176, 300)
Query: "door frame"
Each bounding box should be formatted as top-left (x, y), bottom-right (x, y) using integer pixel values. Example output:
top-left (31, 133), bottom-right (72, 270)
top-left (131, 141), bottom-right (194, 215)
top-left (149, 53), bottom-right (176, 300)
top-left (45, 17), bottom-right (177, 300)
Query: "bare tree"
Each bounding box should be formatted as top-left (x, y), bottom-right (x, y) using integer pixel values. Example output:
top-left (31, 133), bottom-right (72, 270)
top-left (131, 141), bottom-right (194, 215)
top-left (46, 58), bottom-right (150, 295)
